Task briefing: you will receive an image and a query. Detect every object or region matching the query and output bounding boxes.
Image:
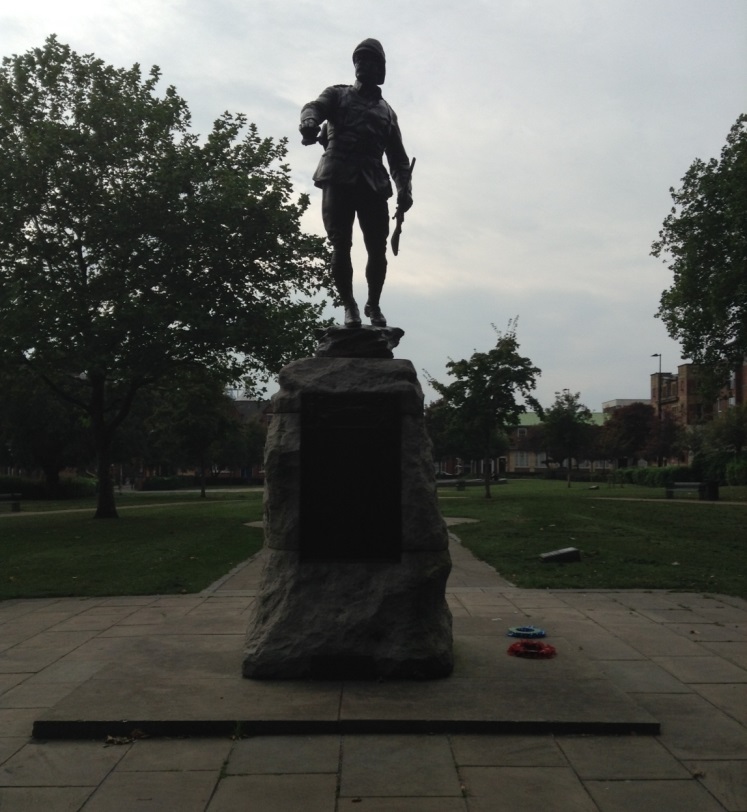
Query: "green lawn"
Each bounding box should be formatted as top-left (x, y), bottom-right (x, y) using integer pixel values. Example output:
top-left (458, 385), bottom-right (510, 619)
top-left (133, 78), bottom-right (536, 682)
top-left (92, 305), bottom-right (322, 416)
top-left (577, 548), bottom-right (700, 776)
top-left (439, 479), bottom-right (747, 599)
top-left (1, 482), bottom-right (745, 601)
top-left (0, 493), bottom-right (264, 600)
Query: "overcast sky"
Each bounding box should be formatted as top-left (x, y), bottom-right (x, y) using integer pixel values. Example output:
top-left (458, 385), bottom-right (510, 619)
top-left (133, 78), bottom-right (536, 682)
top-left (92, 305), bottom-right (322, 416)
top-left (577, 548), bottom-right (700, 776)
top-left (4, 0), bottom-right (746, 410)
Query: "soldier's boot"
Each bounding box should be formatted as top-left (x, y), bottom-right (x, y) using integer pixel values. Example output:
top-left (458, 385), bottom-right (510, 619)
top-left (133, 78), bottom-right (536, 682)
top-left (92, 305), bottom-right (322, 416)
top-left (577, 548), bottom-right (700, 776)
top-left (364, 300), bottom-right (386, 327)
top-left (343, 299), bottom-right (361, 328)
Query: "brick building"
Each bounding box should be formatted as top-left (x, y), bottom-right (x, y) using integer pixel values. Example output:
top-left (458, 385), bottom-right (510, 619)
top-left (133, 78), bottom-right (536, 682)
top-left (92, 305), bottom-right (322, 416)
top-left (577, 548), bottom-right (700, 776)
top-left (651, 359), bottom-right (747, 427)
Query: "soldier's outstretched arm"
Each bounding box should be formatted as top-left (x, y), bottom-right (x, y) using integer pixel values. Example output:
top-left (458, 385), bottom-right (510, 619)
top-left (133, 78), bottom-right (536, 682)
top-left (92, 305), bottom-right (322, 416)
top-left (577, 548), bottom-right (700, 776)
top-left (299, 86), bottom-right (339, 145)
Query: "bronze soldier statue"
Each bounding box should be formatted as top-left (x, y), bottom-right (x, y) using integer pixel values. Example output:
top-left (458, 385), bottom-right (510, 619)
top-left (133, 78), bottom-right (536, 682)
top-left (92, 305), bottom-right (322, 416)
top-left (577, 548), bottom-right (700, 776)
top-left (300, 39), bottom-right (413, 328)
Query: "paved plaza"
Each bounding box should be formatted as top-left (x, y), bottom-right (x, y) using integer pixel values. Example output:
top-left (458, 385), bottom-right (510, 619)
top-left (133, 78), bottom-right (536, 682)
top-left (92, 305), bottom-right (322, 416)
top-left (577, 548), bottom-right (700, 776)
top-left (0, 530), bottom-right (745, 811)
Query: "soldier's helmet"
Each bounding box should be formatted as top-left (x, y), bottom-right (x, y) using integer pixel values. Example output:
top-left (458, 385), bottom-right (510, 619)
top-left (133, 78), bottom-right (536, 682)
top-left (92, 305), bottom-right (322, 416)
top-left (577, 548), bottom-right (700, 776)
top-left (352, 38), bottom-right (386, 84)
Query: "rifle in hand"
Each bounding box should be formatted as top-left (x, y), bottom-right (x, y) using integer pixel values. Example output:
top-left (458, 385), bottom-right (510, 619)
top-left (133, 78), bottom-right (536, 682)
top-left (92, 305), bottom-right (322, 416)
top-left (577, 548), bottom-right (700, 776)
top-left (391, 157), bottom-right (416, 256)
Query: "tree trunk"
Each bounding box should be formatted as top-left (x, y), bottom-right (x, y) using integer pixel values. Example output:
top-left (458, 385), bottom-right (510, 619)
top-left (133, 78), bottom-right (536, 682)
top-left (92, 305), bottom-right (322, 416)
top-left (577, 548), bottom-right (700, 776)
top-left (199, 459), bottom-right (207, 498)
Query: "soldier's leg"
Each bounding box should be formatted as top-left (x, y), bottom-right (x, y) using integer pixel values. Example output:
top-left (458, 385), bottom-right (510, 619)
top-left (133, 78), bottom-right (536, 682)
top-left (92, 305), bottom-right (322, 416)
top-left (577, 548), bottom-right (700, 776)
top-left (357, 187), bottom-right (390, 327)
top-left (321, 183), bottom-right (360, 327)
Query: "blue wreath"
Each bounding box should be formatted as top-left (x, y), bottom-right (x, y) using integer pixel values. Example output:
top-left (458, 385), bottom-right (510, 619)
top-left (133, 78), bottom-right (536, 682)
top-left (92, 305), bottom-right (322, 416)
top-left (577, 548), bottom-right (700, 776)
top-left (507, 625), bottom-right (546, 639)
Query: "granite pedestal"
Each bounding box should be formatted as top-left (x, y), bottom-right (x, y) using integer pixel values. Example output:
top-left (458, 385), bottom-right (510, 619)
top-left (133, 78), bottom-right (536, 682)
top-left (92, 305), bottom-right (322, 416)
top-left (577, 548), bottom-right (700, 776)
top-left (242, 356), bottom-right (454, 680)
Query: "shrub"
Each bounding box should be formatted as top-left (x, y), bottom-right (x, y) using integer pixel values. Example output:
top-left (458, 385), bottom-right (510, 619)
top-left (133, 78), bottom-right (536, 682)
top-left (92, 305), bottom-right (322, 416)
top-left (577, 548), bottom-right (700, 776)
top-left (725, 456), bottom-right (747, 486)
top-left (614, 465), bottom-right (695, 487)
top-left (199, 476), bottom-right (251, 487)
top-left (139, 476), bottom-right (193, 491)
top-left (0, 475), bottom-right (96, 499)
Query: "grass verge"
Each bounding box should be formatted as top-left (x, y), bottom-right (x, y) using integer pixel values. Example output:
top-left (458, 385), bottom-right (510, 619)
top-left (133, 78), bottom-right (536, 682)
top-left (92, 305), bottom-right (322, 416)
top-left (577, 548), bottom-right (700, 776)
top-left (2, 482), bottom-right (744, 601)
top-left (439, 480), bottom-right (747, 599)
top-left (0, 493), bottom-right (264, 600)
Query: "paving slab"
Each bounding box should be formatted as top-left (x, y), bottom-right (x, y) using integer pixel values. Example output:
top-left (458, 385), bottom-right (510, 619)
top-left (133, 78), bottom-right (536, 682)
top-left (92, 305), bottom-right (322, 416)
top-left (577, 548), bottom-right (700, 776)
top-left (333, 800), bottom-right (468, 812)
top-left (0, 708), bottom-right (46, 737)
top-left (651, 655), bottom-right (747, 684)
top-left (0, 647), bottom-right (78, 673)
top-left (701, 641), bottom-right (747, 670)
top-left (117, 737), bottom-right (233, 772)
top-left (82, 769), bottom-right (219, 812)
top-left (450, 734), bottom-right (567, 766)
top-left (0, 681), bottom-right (80, 709)
top-left (595, 659), bottom-right (694, 693)
top-left (0, 786), bottom-right (95, 812)
top-left (584, 778), bottom-right (728, 812)
top-left (666, 622), bottom-right (747, 642)
top-left (459, 766), bottom-right (599, 812)
top-left (0, 739), bottom-right (126, 786)
top-left (683, 759), bottom-right (747, 811)
top-left (597, 624), bottom-right (706, 657)
top-left (339, 734), bottom-right (461, 797)
top-left (691, 683), bottom-right (747, 725)
top-left (206, 774), bottom-right (338, 812)
top-left (226, 735), bottom-right (340, 775)
top-left (556, 735), bottom-right (691, 779)
top-left (0, 736), bottom-right (26, 764)
top-left (636, 693), bottom-right (747, 759)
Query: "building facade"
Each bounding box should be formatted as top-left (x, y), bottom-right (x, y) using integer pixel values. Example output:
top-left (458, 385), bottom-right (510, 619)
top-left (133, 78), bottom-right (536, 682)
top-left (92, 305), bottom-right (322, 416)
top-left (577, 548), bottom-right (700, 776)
top-left (650, 360), bottom-right (747, 427)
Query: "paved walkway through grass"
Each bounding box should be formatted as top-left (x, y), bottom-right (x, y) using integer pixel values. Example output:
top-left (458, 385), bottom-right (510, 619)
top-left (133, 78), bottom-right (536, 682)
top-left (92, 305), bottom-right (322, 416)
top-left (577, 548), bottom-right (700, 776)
top-left (0, 529), bottom-right (745, 811)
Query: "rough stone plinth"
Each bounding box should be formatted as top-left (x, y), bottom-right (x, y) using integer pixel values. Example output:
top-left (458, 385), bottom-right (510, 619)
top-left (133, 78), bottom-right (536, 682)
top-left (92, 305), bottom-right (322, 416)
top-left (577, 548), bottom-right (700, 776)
top-left (243, 357), bottom-right (453, 680)
top-left (314, 324), bottom-right (405, 358)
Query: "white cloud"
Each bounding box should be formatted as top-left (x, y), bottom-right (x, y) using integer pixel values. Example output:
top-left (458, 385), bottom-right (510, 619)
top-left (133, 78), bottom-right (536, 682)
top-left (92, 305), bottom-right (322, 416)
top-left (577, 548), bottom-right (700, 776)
top-left (2, 0), bottom-right (744, 410)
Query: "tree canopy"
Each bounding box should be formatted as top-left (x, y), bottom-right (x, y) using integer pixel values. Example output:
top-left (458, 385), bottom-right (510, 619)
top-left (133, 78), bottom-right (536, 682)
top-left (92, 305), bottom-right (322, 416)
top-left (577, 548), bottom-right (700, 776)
top-left (600, 402), bottom-right (655, 465)
top-left (541, 390), bottom-right (593, 487)
top-left (0, 37), bottom-right (331, 517)
top-left (0, 362), bottom-right (91, 491)
top-left (653, 114), bottom-right (747, 393)
top-left (143, 368), bottom-right (243, 496)
top-left (426, 320), bottom-right (541, 497)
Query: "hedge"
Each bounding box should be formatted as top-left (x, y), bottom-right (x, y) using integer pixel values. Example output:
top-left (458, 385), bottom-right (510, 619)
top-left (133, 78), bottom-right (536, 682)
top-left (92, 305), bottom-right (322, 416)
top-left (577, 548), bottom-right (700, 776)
top-left (0, 476), bottom-right (97, 500)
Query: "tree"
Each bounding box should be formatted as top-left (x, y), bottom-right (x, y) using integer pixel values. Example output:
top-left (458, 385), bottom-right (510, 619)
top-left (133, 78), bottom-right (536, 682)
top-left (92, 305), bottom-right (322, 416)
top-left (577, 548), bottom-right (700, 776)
top-left (705, 404), bottom-right (747, 455)
top-left (145, 370), bottom-right (242, 497)
top-left (230, 413), bottom-right (268, 482)
top-left (542, 390), bottom-right (593, 487)
top-left (0, 363), bottom-right (91, 491)
top-left (582, 423), bottom-right (609, 481)
top-left (601, 402), bottom-right (656, 466)
top-left (0, 37), bottom-right (331, 518)
top-left (653, 114), bottom-right (747, 396)
top-left (645, 411), bottom-right (686, 467)
top-left (516, 423), bottom-right (548, 469)
top-left (424, 398), bottom-right (463, 462)
top-left (426, 319), bottom-right (541, 498)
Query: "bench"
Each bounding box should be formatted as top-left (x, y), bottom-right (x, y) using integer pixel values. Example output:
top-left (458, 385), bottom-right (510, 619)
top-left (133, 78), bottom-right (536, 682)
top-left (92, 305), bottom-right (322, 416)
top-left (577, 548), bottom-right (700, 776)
top-left (665, 482), bottom-right (719, 501)
top-left (0, 493), bottom-right (21, 512)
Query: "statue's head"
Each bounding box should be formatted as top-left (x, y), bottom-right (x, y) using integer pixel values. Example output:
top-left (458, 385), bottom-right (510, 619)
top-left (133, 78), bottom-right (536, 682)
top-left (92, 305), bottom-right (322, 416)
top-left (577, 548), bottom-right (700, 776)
top-left (353, 38), bottom-right (386, 85)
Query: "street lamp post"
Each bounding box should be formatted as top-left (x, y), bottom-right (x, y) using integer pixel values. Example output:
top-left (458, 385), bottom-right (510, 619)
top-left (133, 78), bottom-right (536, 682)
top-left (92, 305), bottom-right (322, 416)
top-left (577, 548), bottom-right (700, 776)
top-left (652, 353), bottom-right (663, 466)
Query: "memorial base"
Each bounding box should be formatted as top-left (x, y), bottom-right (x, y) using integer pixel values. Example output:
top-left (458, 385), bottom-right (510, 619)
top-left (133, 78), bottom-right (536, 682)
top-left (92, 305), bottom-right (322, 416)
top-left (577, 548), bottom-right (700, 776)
top-left (242, 356), bottom-right (453, 680)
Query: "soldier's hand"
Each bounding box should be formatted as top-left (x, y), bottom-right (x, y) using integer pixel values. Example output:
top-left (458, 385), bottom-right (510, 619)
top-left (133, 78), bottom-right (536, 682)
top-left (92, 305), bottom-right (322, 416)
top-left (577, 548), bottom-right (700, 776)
top-left (299, 119), bottom-right (320, 145)
top-left (397, 190), bottom-right (413, 213)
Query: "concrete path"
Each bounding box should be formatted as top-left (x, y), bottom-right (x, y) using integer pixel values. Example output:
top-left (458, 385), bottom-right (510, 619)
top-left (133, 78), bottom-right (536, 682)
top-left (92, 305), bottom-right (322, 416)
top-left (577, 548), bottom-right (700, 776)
top-left (0, 535), bottom-right (745, 811)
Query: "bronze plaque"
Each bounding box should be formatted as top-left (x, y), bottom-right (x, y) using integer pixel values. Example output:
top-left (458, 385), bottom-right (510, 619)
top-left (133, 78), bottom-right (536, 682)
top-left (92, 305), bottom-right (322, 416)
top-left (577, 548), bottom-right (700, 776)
top-left (300, 392), bottom-right (402, 561)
